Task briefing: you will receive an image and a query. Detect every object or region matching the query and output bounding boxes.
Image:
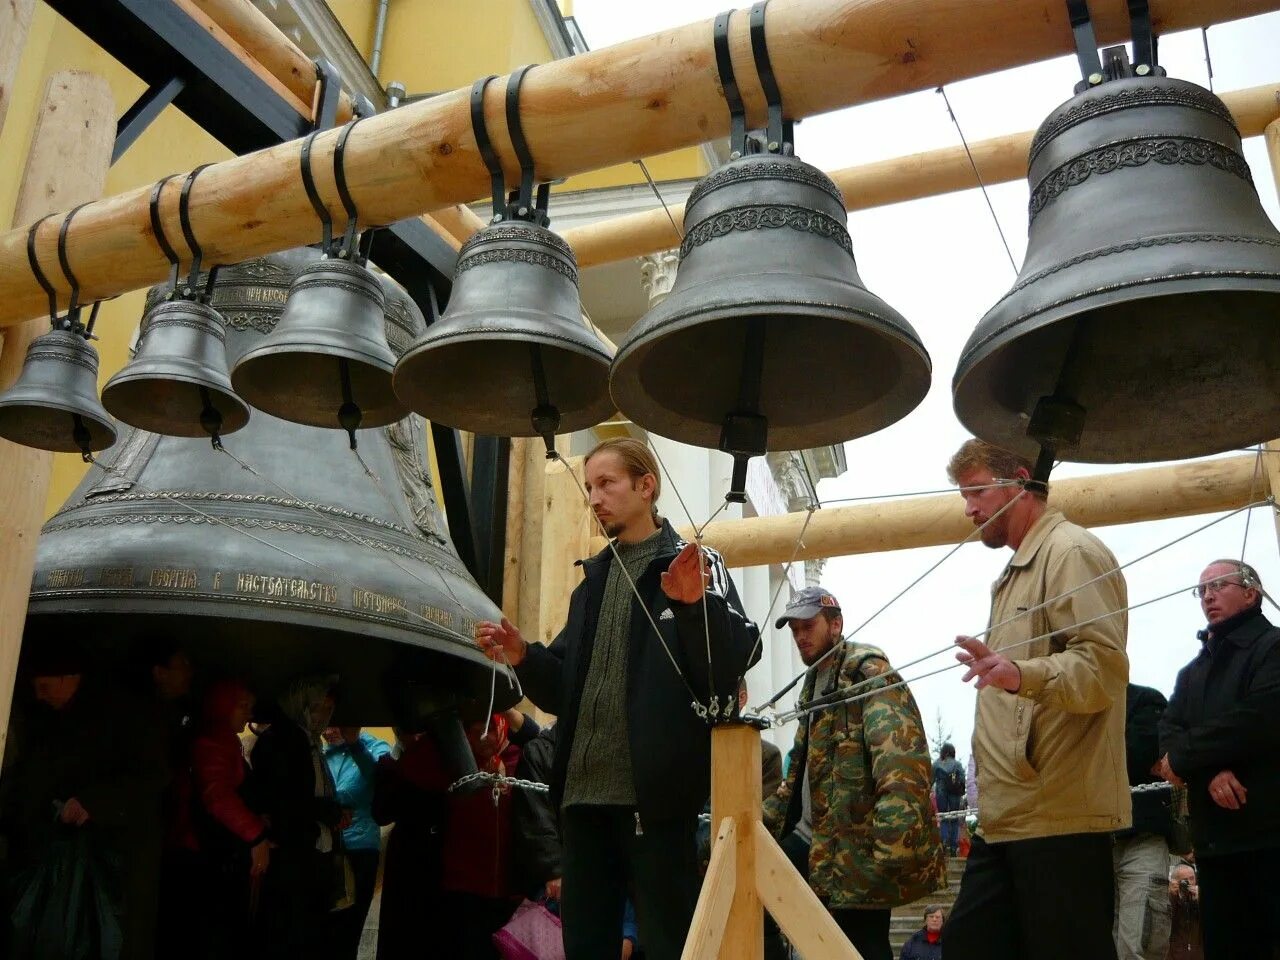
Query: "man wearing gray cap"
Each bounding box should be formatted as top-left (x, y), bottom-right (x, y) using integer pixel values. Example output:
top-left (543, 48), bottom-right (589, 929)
top-left (763, 587), bottom-right (944, 960)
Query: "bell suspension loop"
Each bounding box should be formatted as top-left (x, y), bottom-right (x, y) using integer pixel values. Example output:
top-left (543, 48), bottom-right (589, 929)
top-left (333, 117), bottom-right (371, 262)
top-left (27, 215), bottom-right (61, 331)
top-left (56, 205), bottom-right (101, 462)
top-left (178, 165), bottom-right (228, 448)
top-left (504, 64), bottom-right (551, 226)
top-left (748, 0), bottom-right (793, 155)
top-left (1066, 0), bottom-right (1164, 93)
top-left (712, 10), bottom-right (748, 159)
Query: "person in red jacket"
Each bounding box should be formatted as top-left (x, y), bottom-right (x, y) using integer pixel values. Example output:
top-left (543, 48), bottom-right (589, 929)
top-left (186, 680), bottom-right (270, 959)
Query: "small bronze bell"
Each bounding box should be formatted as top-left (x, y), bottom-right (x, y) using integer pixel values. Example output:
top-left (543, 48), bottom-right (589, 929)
top-left (394, 221), bottom-right (614, 437)
top-left (230, 120), bottom-right (406, 444)
top-left (0, 328), bottom-right (117, 455)
top-left (953, 13), bottom-right (1280, 464)
top-left (611, 6), bottom-right (929, 498)
top-left (394, 69), bottom-right (613, 450)
top-left (102, 176), bottom-right (249, 441)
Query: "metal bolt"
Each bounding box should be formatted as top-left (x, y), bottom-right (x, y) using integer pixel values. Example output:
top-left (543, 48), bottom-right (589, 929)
top-left (768, 141), bottom-right (779, 152)
top-left (386, 81), bottom-right (406, 108)
top-left (729, 150), bottom-right (741, 160)
top-left (1136, 64), bottom-right (1151, 76)
top-left (1089, 72), bottom-right (1104, 85)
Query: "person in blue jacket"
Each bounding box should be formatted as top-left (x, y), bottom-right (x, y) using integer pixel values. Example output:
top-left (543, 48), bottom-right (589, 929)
top-left (324, 726), bottom-right (392, 959)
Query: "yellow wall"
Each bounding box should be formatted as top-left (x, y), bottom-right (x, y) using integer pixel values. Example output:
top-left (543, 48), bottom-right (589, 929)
top-left (1, 6), bottom-right (232, 518)
top-left (328, 0), bottom-right (377, 65)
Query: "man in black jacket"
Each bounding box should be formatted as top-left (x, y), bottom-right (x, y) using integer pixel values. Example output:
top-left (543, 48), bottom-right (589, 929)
top-left (1112, 683), bottom-right (1174, 960)
top-left (1157, 559), bottom-right (1280, 959)
top-left (476, 437), bottom-right (759, 960)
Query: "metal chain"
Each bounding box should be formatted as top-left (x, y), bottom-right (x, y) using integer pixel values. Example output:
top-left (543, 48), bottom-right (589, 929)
top-left (447, 770), bottom-right (551, 795)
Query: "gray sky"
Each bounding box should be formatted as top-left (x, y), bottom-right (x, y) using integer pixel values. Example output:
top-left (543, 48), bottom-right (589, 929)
top-left (573, 2), bottom-right (1280, 757)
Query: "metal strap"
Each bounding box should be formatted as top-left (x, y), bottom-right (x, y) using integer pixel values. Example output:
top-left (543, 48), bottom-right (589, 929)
top-left (300, 131), bottom-right (334, 253)
top-left (311, 58), bottom-right (342, 132)
top-left (149, 174), bottom-right (182, 295)
top-left (178, 164), bottom-right (213, 296)
top-left (1066, 0), bottom-right (1104, 87)
top-left (505, 64), bottom-right (541, 218)
top-left (26, 215), bottom-right (59, 324)
top-left (57, 203), bottom-right (90, 325)
top-left (713, 10), bottom-right (747, 157)
top-left (333, 117), bottom-right (365, 258)
top-left (470, 75), bottom-right (504, 219)
top-left (748, 1), bottom-right (791, 152)
top-left (1127, 0), bottom-right (1159, 71)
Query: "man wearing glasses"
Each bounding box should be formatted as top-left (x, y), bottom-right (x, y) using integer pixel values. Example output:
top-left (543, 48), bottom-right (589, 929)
top-left (1157, 559), bottom-right (1280, 959)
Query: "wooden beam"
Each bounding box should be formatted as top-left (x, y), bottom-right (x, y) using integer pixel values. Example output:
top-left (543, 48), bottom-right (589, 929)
top-left (0, 0), bottom-right (1274, 325)
top-left (0, 71), bottom-right (114, 754)
top-left (752, 820), bottom-right (863, 960)
top-left (675, 454), bottom-right (1262, 568)
top-left (563, 81), bottom-right (1280, 269)
top-left (681, 818), bottom-right (738, 960)
top-left (0, 0), bottom-right (34, 138)
top-left (538, 455), bottom-right (591, 647)
top-left (1263, 119), bottom-right (1280, 550)
top-left (710, 724), bottom-right (764, 960)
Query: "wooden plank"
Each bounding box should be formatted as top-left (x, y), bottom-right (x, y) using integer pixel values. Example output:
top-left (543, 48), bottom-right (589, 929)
top-left (710, 725), bottom-right (763, 960)
top-left (501, 437), bottom-right (529, 623)
top-left (0, 0), bottom-right (1275, 324)
top-left (0, 0), bottom-right (34, 138)
top-left (752, 820), bottom-right (863, 960)
top-left (681, 454), bottom-right (1263, 568)
top-left (681, 818), bottom-right (738, 960)
top-left (564, 82), bottom-right (1280, 268)
top-left (0, 70), bottom-right (114, 756)
top-left (1263, 122), bottom-right (1280, 549)
top-left (538, 454), bottom-right (590, 647)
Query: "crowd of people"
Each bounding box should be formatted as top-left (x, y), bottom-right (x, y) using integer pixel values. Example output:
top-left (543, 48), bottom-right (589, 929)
top-left (1, 434), bottom-right (1277, 960)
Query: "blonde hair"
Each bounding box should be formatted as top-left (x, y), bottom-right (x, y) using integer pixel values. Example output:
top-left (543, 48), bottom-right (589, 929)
top-left (946, 439), bottom-right (1041, 497)
top-left (585, 437), bottom-right (661, 521)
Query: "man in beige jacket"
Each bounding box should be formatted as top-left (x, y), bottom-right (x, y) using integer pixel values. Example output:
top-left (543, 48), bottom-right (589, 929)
top-left (942, 439), bottom-right (1130, 960)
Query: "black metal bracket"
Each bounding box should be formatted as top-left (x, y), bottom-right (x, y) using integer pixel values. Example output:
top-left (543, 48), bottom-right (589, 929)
top-left (312, 58), bottom-right (343, 132)
top-left (56, 205), bottom-right (88, 333)
top-left (177, 164), bottom-right (219, 303)
top-left (113, 76), bottom-right (186, 165)
top-left (714, 2), bottom-right (792, 159)
top-left (333, 118), bottom-right (371, 262)
top-left (713, 10), bottom-right (748, 158)
top-left (470, 67), bottom-right (551, 226)
top-left (1067, 0), bottom-right (1163, 92)
top-left (27, 216), bottom-right (61, 330)
top-left (748, 1), bottom-right (792, 154)
top-left (149, 174), bottom-right (182, 296)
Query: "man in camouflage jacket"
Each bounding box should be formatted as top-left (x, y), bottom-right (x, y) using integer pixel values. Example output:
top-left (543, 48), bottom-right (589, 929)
top-left (764, 588), bottom-right (945, 960)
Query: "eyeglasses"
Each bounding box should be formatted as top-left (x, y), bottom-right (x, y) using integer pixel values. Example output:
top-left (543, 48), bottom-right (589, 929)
top-left (1191, 578), bottom-right (1250, 599)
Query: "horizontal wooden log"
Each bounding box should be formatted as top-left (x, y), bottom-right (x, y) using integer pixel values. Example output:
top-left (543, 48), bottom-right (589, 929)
top-left (0, 0), bottom-right (1275, 326)
top-left (674, 455), bottom-right (1265, 567)
top-left (563, 81), bottom-right (1280, 268)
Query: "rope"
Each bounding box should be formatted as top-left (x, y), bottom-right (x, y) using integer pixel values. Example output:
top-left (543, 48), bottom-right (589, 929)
top-left (634, 158), bottom-right (684, 242)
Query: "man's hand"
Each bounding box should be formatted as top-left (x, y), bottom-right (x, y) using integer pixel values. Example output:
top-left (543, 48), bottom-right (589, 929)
top-left (475, 617), bottom-right (527, 667)
top-left (1156, 754), bottom-right (1185, 788)
top-left (59, 797), bottom-right (90, 826)
top-left (955, 636), bottom-right (1022, 693)
top-left (250, 839), bottom-right (271, 877)
top-left (544, 877), bottom-right (562, 901)
top-left (661, 542), bottom-right (709, 604)
top-left (621, 938), bottom-right (635, 959)
top-left (1208, 769), bottom-right (1247, 810)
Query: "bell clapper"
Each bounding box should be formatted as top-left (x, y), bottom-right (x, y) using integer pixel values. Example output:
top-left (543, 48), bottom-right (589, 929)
top-left (338, 357), bottom-right (362, 451)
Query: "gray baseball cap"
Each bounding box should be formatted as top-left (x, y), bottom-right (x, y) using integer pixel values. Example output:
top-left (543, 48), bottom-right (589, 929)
top-left (775, 586), bottom-right (841, 629)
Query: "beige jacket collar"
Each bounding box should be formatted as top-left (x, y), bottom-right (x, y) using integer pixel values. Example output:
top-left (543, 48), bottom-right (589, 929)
top-left (1008, 506), bottom-right (1066, 570)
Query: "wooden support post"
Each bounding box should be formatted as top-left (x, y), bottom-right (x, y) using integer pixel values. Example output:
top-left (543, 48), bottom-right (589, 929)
top-left (1263, 118), bottom-right (1280, 548)
top-left (0, 71), bottom-right (114, 756)
top-left (0, 0), bottom-right (1275, 324)
top-left (683, 725), bottom-right (861, 960)
top-left (538, 455), bottom-right (590, 647)
top-left (0, 0), bottom-right (34, 137)
top-left (502, 437), bottom-right (530, 624)
top-left (670, 454), bottom-right (1263, 568)
top-left (563, 81), bottom-right (1280, 269)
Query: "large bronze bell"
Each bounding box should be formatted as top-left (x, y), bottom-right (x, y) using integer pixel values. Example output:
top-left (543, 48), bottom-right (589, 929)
top-left (611, 152), bottom-right (931, 454)
top-left (24, 249), bottom-right (512, 724)
top-left (393, 220), bottom-right (614, 437)
top-left (0, 329), bottom-right (117, 456)
top-left (231, 255), bottom-right (405, 436)
top-left (102, 298), bottom-right (250, 440)
top-left (953, 75), bottom-right (1280, 463)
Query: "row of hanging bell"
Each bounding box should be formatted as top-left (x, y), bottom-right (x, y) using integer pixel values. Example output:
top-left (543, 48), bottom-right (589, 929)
top-left (612, 3), bottom-right (930, 501)
top-left (392, 66), bottom-right (615, 451)
top-left (952, 0), bottom-right (1280, 470)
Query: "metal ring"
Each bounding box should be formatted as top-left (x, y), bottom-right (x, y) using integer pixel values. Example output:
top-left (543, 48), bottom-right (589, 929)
top-left (58, 203), bottom-right (91, 320)
top-left (26, 215), bottom-right (60, 323)
top-left (179, 164), bottom-right (213, 292)
top-left (300, 130), bottom-right (334, 252)
top-left (470, 75), bottom-right (504, 218)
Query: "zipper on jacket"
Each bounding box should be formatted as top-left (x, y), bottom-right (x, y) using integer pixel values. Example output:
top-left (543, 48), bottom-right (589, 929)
top-left (635, 811), bottom-right (644, 837)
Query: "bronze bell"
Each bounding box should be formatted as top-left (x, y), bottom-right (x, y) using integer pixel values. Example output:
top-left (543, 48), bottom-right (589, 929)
top-left (102, 297), bottom-right (250, 441)
top-left (231, 255), bottom-right (405, 438)
top-left (0, 328), bottom-right (117, 456)
top-left (25, 248), bottom-right (515, 724)
top-left (610, 152), bottom-right (931, 453)
top-left (953, 75), bottom-right (1280, 463)
top-left (393, 220), bottom-right (614, 437)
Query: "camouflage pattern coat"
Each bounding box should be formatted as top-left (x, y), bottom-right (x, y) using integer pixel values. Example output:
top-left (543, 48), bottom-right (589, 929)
top-left (764, 641), bottom-right (945, 909)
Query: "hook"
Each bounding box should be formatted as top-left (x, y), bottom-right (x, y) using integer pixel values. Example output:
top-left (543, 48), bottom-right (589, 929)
top-left (149, 174), bottom-right (183, 297)
top-left (26, 215), bottom-right (60, 328)
top-left (56, 203), bottom-right (90, 332)
top-left (332, 117), bottom-right (368, 261)
top-left (470, 75), bottom-right (504, 221)
top-left (178, 164), bottom-right (219, 302)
